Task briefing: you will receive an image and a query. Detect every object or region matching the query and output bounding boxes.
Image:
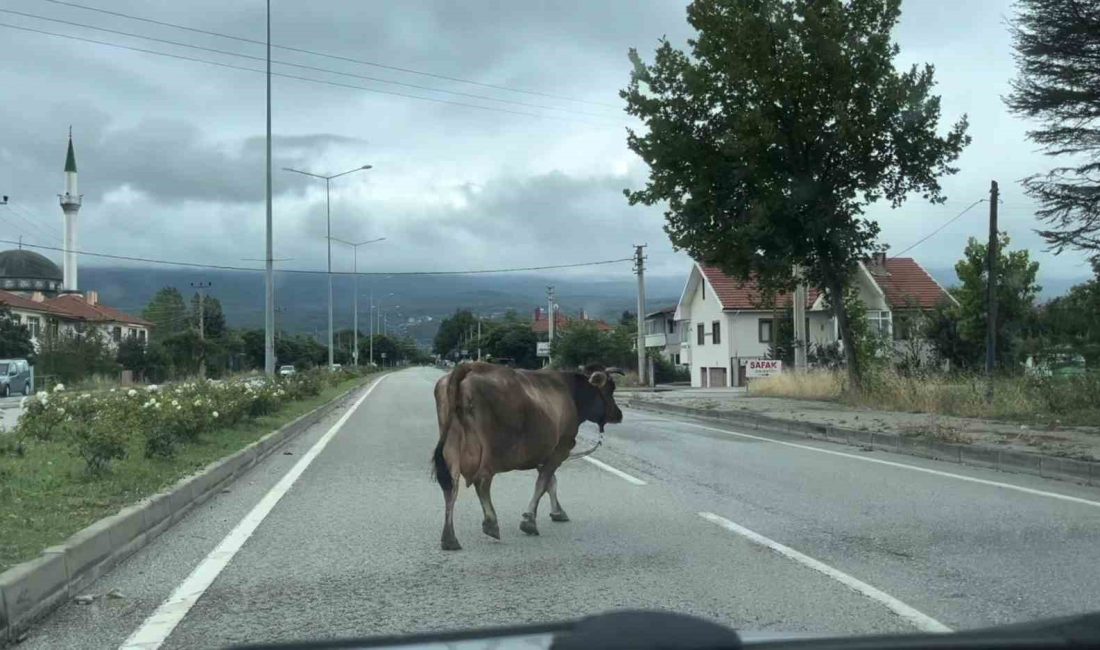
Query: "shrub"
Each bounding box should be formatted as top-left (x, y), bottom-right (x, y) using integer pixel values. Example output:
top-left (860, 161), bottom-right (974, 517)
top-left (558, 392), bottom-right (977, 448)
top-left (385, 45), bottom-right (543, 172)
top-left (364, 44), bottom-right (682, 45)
top-left (70, 420), bottom-right (127, 474)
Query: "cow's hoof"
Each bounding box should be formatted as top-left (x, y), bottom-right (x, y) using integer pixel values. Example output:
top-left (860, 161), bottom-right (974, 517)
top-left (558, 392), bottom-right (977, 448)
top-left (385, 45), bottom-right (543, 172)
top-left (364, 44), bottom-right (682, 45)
top-left (550, 511), bottom-right (570, 522)
top-left (520, 513), bottom-right (539, 536)
top-left (482, 520), bottom-right (501, 540)
top-left (441, 535), bottom-right (462, 551)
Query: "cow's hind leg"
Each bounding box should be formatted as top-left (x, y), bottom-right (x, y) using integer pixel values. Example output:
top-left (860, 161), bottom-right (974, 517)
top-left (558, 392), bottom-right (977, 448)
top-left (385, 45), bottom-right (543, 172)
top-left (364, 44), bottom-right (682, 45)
top-left (521, 464), bottom-right (558, 536)
top-left (434, 443), bottom-right (461, 551)
top-left (475, 476), bottom-right (500, 540)
top-left (547, 475), bottom-right (569, 522)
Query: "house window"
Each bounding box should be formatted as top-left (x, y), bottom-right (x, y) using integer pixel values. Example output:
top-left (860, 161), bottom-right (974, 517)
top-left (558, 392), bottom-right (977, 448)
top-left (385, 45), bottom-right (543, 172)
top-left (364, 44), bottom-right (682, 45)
top-left (138, 329), bottom-right (147, 343)
top-left (759, 319), bottom-right (773, 343)
top-left (701, 281), bottom-right (705, 300)
top-left (27, 316), bottom-right (41, 338)
top-left (712, 321), bottom-right (721, 345)
top-left (868, 311), bottom-right (892, 339)
top-left (697, 323), bottom-right (705, 346)
top-left (667, 319), bottom-right (675, 334)
top-left (112, 326), bottom-right (122, 342)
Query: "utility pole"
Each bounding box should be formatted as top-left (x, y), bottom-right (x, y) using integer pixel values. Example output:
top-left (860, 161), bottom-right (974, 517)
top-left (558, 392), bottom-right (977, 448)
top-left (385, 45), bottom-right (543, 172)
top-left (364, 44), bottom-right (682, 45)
top-left (191, 281), bottom-right (211, 379)
top-left (985, 180), bottom-right (999, 401)
top-left (477, 315), bottom-right (482, 362)
top-left (634, 244), bottom-right (647, 385)
top-left (793, 265), bottom-right (808, 371)
top-left (546, 285), bottom-right (555, 367)
top-left (263, 0), bottom-right (274, 376)
top-left (369, 287), bottom-right (374, 366)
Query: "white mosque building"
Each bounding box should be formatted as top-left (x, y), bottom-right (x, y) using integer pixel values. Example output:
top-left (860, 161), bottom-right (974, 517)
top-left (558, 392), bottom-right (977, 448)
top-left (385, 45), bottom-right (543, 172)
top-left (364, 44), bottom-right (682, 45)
top-left (0, 133), bottom-right (151, 349)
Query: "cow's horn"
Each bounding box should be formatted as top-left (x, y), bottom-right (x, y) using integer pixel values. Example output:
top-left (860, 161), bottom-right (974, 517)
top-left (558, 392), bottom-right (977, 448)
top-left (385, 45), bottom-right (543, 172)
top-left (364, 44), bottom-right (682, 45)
top-left (605, 367), bottom-right (625, 376)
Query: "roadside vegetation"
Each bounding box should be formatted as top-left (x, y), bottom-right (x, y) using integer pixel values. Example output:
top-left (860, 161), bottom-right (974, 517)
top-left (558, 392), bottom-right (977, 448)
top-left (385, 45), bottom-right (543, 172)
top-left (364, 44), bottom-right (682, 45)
top-left (0, 368), bottom-right (373, 572)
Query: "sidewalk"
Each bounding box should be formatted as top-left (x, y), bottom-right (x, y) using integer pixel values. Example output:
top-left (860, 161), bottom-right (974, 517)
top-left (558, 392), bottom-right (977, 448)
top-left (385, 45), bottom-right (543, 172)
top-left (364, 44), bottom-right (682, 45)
top-left (622, 388), bottom-right (1100, 462)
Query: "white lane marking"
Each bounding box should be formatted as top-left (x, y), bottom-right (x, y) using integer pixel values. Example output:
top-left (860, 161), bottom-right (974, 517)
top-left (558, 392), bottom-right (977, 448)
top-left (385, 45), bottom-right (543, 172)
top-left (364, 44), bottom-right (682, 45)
top-left (634, 411), bottom-right (1100, 510)
top-left (699, 512), bottom-right (951, 633)
top-left (583, 456), bottom-right (647, 485)
top-left (119, 375), bottom-right (390, 650)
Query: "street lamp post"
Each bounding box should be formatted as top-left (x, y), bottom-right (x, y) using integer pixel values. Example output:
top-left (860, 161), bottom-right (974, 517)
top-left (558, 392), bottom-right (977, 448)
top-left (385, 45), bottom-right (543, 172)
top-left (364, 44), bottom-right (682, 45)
top-left (331, 237), bottom-right (385, 367)
top-left (283, 164), bottom-right (372, 369)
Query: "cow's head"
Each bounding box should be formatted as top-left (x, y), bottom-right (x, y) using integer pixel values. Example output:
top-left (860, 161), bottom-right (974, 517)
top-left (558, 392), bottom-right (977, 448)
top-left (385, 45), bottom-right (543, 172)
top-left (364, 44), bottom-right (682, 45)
top-left (577, 364), bottom-right (624, 432)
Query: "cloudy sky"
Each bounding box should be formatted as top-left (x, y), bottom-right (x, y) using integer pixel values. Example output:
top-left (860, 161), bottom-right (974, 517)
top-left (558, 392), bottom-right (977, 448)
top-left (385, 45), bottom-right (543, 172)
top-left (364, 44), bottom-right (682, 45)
top-left (0, 0), bottom-right (1094, 295)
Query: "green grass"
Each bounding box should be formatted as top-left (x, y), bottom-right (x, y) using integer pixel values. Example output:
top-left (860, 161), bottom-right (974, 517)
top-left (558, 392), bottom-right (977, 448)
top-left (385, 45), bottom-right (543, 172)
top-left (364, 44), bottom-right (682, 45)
top-left (0, 375), bottom-right (370, 573)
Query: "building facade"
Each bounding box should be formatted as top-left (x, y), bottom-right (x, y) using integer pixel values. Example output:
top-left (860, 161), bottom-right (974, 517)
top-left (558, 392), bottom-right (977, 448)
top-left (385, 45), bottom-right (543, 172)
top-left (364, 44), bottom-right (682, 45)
top-left (674, 255), bottom-right (955, 387)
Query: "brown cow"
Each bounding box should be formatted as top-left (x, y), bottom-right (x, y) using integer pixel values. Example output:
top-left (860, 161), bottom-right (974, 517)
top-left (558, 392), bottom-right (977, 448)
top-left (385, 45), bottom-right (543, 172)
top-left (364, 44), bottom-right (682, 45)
top-left (431, 361), bottom-right (623, 550)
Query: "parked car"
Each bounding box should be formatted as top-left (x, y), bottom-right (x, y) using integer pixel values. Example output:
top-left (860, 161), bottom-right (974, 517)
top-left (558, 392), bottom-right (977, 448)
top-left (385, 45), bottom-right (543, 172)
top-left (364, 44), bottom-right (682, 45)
top-left (0, 358), bottom-right (32, 397)
top-left (278, 365), bottom-right (297, 377)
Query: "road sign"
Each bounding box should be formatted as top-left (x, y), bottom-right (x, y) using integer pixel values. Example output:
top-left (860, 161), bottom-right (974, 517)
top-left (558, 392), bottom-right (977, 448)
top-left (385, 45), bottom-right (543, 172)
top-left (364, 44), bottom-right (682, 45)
top-left (745, 359), bottom-right (782, 378)
top-left (536, 342), bottom-right (551, 357)
top-left (381, 353), bottom-right (387, 359)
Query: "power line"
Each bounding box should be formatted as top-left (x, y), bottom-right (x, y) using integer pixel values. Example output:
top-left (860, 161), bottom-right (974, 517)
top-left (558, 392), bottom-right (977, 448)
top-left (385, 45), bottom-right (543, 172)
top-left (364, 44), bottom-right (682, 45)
top-left (34, 0), bottom-right (620, 110)
top-left (0, 238), bottom-right (635, 276)
top-left (0, 21), bottom-right (619, 128)
top-left (890, 198), bottom-right (986, 258)
top-left (1, 203), bottom-right (63, 245)
top-left (0, 8), bottom-right (622, 123)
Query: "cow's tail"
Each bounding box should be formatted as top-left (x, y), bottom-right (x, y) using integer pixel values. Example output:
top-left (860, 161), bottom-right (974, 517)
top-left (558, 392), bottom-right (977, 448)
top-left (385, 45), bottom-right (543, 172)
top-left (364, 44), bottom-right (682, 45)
top-left (432, 363), bottom-right (475, 493)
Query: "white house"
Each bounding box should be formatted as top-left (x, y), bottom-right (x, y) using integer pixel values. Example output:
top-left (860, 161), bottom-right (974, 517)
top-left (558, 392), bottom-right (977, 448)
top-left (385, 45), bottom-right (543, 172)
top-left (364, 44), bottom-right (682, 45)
top-left (643, 306), bottom-right (687, 366)
top-left (674, 254), bottom-right (956, 387)
top-left (0, 289), bottom-right (151, 351)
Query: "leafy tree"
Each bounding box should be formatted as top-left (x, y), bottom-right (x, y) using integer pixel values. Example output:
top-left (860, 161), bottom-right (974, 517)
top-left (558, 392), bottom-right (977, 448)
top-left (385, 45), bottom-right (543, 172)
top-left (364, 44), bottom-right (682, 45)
top-left (0, 307), bottom-right (34, 359)
top-left (622, 0), bottom-right (969, 386)
top-left (36, 327), bottom-right (118, 384)
top-left (116, 336), bottom-right (148, 378)
top-left (484, 321), bottom-right (540, 368)
top-left (143, 287), bottom-right (189, 341)
top-left (1032, 259), bottom-right (1100, 366)
top-left (189, 293), bottom-right (227, 340)
top-left (949, 234), bottom-right (1041, 369)
top-left (433, 309), bottom-right (478, 357)
top-left (619, 311), bottom-right (637, 329)
top-left (552, 321), bottom-right (633, 370)
top-left (160, 329), bottom-right (202, 377)
top-left (1006, 0), bottom-right (1100, 255)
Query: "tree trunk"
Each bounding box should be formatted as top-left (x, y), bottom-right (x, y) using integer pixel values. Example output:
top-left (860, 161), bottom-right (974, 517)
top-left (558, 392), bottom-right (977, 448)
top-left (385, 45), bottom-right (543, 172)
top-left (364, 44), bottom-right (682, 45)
top-left (829, 277), bottom-right (862, 390)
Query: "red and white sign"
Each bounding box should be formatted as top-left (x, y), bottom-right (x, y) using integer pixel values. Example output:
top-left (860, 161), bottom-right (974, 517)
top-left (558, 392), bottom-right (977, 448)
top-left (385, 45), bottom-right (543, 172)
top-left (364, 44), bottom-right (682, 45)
top-left (745, 359), bottom-right (782, 378)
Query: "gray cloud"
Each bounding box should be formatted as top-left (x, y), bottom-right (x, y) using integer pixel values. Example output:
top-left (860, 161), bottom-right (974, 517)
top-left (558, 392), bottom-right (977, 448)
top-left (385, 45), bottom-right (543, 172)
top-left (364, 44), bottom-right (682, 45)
top-left (0, 0), bottom-right (1095, 297)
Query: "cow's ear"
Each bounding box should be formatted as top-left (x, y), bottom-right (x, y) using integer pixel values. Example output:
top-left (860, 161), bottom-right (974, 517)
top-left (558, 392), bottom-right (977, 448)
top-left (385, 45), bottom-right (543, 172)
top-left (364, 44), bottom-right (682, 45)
top-left (589, 371), bottom-right (608, 388)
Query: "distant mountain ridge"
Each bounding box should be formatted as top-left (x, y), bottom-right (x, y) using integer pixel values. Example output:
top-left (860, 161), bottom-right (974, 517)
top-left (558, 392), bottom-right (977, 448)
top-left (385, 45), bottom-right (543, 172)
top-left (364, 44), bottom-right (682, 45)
top-left (79, 267), bottom-right (685, 344)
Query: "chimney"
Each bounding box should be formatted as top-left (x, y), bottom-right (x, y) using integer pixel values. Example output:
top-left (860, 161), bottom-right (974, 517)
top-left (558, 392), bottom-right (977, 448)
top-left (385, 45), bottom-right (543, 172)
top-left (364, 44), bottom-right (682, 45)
top-left (31, 291), bottom-right (46, 303)
top-left (872, 252), bottom-right (887, 267)
top-left (86, 290), bottom-right (98, 306)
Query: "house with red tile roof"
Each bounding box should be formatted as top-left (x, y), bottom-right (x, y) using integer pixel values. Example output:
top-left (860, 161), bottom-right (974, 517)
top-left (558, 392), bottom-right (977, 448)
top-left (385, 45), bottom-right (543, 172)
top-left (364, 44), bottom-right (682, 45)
top-left (672, 254), bottom-right (955, 387)
top-left (530, 306), bottom-right (613, 337)
top-left (0, 289), bottom-right (152, 351)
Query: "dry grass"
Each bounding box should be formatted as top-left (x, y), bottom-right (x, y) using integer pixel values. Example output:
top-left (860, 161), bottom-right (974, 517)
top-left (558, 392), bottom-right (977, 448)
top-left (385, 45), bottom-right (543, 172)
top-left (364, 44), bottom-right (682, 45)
top-left (748, 368), bottom-right (1099, 426)
top-left (749, 371), bottom-right (844, 401)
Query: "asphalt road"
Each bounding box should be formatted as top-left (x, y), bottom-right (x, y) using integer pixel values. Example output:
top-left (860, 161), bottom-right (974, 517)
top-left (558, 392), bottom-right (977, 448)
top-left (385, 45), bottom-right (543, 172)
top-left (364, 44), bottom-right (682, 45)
top-left (18, 368), bottom-right (1100, 649)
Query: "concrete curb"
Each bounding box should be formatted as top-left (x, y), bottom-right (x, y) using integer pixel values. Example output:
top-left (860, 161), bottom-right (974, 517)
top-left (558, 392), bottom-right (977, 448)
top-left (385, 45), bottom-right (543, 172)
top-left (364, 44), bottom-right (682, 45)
top-left (0, 376), bottom-right (374, 645)
top-left (628, 399), bottom-right (1098, 487)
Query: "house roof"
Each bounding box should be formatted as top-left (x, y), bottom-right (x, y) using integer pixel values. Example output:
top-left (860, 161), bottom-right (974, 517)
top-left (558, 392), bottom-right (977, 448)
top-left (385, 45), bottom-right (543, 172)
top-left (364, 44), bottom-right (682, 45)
top-left (699, 266), bottom-right (820, 310)
top-left (645, 306), bottom-right (677, 319)
top-left (45, 294), bottom-right (153, 327)
top-left (696, 258), bottom-right (951, 312)
top-left (0, 289), bottom-right (68, 315)
top-left (867, 257), bottom-right (954, 309)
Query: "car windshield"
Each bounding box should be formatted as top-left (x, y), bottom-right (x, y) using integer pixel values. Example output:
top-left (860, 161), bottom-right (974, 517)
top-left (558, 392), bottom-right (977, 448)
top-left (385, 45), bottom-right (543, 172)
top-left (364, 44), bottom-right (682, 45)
top-left (2, 1), bottom-right (1099, 648)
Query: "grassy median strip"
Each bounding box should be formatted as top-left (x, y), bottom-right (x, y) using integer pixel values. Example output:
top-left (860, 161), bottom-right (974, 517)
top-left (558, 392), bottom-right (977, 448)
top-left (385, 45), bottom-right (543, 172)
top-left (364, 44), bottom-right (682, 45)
top-left (0, 374), bottom-right (369, 573)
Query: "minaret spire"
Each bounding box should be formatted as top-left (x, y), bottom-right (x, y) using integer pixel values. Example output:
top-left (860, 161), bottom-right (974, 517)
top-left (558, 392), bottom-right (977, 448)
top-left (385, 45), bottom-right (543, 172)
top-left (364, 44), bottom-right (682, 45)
top-left (60, 129), bottom-right (82, 292)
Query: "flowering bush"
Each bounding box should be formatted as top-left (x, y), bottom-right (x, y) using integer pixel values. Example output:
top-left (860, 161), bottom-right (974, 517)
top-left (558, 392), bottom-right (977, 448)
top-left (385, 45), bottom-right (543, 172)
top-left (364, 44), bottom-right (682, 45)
top-left (14, 369), bottom-right (360, 471)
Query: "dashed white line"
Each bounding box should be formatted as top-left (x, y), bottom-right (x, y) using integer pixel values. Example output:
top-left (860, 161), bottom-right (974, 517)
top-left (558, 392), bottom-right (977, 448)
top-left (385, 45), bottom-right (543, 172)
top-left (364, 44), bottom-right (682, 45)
top-left (583, 456), bottom-right (647, 485)
top-left (119, 374), bottom-right (390, 650)
top-left (699, 512), bottom-right (952, 634)
top-left (636, 411), bottom-right (1100, 510)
